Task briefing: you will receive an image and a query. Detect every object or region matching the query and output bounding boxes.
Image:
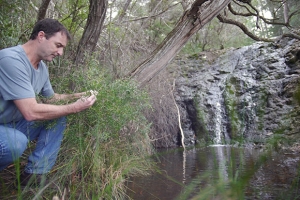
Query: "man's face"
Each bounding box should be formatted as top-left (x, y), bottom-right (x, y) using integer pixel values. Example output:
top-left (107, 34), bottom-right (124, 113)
top-left (38, 31), bottom-right (68, 61)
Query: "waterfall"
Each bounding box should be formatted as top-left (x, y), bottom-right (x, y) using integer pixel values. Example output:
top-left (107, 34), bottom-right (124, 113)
top-left (214, 102), bottom-right (223, 144)
top-left (175, 39), bottom-right (300, 148)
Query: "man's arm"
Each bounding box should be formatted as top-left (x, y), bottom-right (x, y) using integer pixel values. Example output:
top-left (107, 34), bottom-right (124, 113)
top-left (43, 92), bottom-right (86, 103)
top-left (14, 95), bottom-right (96, 121)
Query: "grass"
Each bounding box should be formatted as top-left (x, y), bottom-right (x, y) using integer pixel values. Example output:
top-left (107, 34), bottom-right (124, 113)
top-left (0, 58), bottom-right (154, 199)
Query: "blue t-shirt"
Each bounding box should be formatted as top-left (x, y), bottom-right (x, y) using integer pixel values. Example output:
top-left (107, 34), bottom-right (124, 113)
top-left (0, 45), bottom-right (54, 123)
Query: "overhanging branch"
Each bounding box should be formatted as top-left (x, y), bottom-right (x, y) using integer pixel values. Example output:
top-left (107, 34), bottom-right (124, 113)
top-left (217, 14), bottom-right (274, 42)
top-left (129, 0), bottom-right (232, 87)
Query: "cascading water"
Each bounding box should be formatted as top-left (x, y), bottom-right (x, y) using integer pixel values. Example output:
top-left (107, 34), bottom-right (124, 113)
top-left (176, 46), bottom-right (251, 145)
top-left (214, 102), bottom-right (222, 144)
top-left (176, 39), bottom-right (300, 147)
top-left (202, 56), bottom-right (242, 145)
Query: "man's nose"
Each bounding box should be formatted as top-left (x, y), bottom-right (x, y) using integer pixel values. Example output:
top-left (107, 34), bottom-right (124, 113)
top-left (57, 48), bottom-right (64, 56)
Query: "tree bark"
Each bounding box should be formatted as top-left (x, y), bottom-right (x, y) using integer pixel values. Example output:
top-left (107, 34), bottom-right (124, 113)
top-left (118, 0), bottom-right (132, 21)
top-left (73, 0), bottom-right (107, 65)
top-left (37, 0), bottom-right (51, 21)
top-left (282, 0), bottom-right (289, 24)
top-left (129, 0), bottom-right (232, 87)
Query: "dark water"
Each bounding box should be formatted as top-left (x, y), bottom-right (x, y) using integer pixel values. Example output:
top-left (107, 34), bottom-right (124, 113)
top-left (126, 146), bottom-right (300, 200)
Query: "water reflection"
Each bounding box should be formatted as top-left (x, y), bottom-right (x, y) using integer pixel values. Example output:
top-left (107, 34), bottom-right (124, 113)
top-left (126, 146), bottom-right (300, 200)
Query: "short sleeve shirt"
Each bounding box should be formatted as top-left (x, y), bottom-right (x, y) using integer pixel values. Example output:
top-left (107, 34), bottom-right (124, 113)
top-left (0, 45), bottom-right (54, 123)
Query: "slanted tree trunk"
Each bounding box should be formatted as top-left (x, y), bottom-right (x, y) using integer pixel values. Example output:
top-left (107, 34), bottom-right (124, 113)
top-left (129, 0), bottom-right (232, 87)
top-left (73, 0), bottom-right (107, 65)
top-left (118, 0), bottom-right (132, 21)
top-left (37, 0), bottom-right (51, 21)
top-left (282, 0), bottom-right (289, 24)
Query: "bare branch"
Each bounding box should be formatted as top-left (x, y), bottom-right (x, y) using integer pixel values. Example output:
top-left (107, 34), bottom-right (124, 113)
top-left (244, 1), bottom-right (260, 28)
top-left (229, 1), bottom-right (288, 27)
top-left (281, 33), bottom-right (300, 40)
top-left (217, 14), bottom-right (274, 42)
top-left (123, 2), bottom-right (181, 23)
top-left (288, 10), bottom-right (300, 24)
top-left (217, 9), bottom-right (300, 42)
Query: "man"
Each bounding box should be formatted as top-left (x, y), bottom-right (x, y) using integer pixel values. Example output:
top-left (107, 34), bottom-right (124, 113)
top-left (0, 18), bottom-right (96, 186)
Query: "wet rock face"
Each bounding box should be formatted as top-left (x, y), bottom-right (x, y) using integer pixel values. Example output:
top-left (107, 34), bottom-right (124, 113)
top-left (174, 38), bottom-right (300, 145)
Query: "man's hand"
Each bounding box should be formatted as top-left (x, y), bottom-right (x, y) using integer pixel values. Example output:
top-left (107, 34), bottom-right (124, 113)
top-left (71, 94), bottom-right (97, 113)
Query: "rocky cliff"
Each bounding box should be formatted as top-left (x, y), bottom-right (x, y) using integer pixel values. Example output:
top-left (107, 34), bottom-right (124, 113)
top-left (173, 38), bottom-right (300, 147)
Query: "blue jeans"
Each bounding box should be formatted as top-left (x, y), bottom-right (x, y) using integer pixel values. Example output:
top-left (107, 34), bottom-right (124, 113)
top-left (0, 117), bottom-right (66, 174)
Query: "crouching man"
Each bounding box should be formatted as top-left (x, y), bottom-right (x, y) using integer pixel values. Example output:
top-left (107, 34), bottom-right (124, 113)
top-left (0, 18), bottom-right (96, 187)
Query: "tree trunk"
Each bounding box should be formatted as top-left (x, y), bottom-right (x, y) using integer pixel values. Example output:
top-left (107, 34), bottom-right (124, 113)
top-left (37, 0), bottom-right (51, 21)
top-left (282, 0), bottom-right (289, 24)
top-left (129, 0), bottom-right (232, 87)
top-left (118, 0), bottom-right (132, 21)
top-left (73, 0), bottom-right (107, 65)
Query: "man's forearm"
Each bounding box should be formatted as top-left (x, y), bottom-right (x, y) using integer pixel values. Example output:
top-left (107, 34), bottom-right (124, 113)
top-left (44, 92), bottom-right (86, 103)
top-left (15, 100), bottom-right (76, 121)
top-left (54, 92), bottom-right (86, 100)
top-left (14, 95), bottom-right (96, 121)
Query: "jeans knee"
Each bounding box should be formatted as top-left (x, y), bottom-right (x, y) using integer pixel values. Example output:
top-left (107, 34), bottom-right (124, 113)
top-left (15, 134), bottom-right (28, 155)
top-left (11, 134), bottom-right (28, 158)
top-left (47, 117), bottom-right (66, 140)
top-left (0, 132), bottom-right (27, 162)
top-left (58, 116), bottom-right (67, 123)
top-left (56, 117), bottom-right (67, 129)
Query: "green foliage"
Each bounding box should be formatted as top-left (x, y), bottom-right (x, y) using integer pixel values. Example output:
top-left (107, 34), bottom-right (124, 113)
top-left (193, 95), bottom-right (211, 144)
top-left (148, 19), bottom-right (173, 44)
top-left (224, 78), bottom-right (239, 139)
top-left (180, 40), bottom-right (203, 56)
top-left (256, 88), bottom-right (268, 131)
top-left (62, 0), bottom-right (89, 38)
top-left (0, 1), bottom-right (35, 49)
top-left (2, 57), bottom-right (154, 199)
top-left (223, 76), bottom-right (248, 144)
top-left (293, 85), bottom-right (300, 105)
top-left (265, 134), bottom-right (289, 151)
top-left (50, 58), bottom-right (153, 199)
top-left (68, 72), bottom-right (150, 142)
top-left (289, 0), bottom-right (300, 28)
top-left (181, 16), bottom-right (254, 55)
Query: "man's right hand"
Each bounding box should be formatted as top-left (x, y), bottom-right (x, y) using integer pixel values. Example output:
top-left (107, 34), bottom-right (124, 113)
top-left (72, 94), bottom-right (97, 113)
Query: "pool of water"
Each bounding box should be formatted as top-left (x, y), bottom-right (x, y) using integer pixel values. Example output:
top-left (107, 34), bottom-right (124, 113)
top-left (126, 145), bottom-right (300, 200)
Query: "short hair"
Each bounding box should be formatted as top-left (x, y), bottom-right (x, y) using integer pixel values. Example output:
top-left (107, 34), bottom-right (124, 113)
top-left (29, 18), bottom-right (71, 40)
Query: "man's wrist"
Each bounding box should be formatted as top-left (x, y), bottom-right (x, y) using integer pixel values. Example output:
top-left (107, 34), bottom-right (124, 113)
top-left (69, 104), bottom-right (77, 114)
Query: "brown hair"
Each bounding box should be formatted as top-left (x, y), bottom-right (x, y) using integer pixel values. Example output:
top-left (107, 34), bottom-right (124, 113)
top-left (29, 18), bottom-right (71, 40)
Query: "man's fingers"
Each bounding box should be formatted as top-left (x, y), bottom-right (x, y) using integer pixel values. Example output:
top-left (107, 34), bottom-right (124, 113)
top-left (81, 97), bottom-right (87, 102)
top-left (80, 94), bottom-right (97, 102)
top-left (87, 94), bottom-right (96, 101)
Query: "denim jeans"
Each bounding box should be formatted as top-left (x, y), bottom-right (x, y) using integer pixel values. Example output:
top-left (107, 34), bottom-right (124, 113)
top-left (0, 117), bottom-right (66, 174)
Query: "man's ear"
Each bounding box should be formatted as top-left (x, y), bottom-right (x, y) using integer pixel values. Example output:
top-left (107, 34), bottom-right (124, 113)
top-left (37, 31), bottom-right (46, 41)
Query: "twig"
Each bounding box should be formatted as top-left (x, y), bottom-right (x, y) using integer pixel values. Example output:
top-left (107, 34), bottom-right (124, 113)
top-left (172, 79), bottom-right (185, 149)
